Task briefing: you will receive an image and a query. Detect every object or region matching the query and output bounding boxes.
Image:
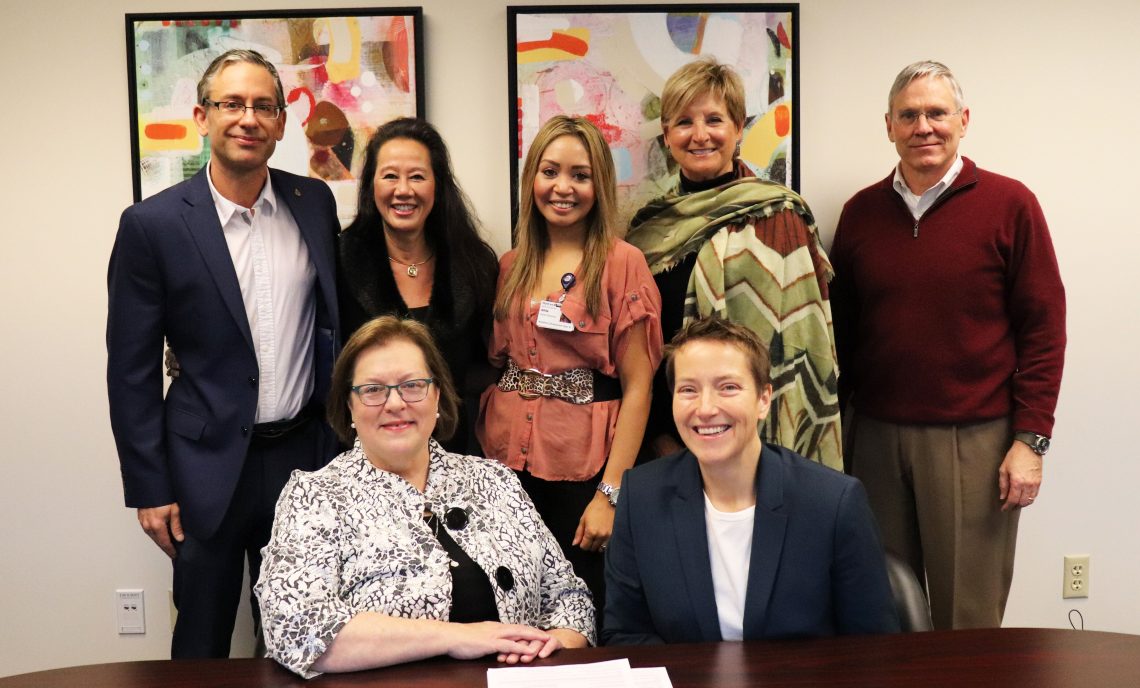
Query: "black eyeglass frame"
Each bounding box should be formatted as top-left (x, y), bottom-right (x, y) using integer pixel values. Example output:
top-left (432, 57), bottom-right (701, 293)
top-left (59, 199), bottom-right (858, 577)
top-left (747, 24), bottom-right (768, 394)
top-left (350, 378), bottom-right (435, 406)
top-left (201, 99), bottom-right (283, 120)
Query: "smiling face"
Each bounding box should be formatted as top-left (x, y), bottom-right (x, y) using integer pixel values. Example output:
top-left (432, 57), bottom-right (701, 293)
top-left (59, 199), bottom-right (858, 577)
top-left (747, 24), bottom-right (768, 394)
top-left (886, 75), bottom-right (969, 192)
top-left (532, 134), bottom-right (596, 236)
top-left (672, 340), bottom-right (771, 469)
top-left (663, 91), bottom-right (743, 182)
top-left (373, 137), bottom-right (436, 240)
top-left (192, 61), bottom-right (285, 177)
top-left (349, 339), bottom-right (439, 483)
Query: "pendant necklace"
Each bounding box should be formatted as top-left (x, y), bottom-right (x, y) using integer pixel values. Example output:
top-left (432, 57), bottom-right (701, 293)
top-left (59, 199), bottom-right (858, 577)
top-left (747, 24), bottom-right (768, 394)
top-left (389, 253), bottom-right (434, 278)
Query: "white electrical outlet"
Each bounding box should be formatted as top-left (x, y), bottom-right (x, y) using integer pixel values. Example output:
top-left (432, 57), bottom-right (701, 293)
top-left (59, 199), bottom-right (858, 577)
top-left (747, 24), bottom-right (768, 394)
top-left (116, 589), bottom-right (146, 634)
top-left (1063, 555), bottom-right (1090, 599)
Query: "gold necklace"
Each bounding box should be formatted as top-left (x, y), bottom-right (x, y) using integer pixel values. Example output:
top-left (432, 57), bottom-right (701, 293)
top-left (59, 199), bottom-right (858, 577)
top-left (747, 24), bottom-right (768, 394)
top-left (388, 253), bottom-right (434, 278)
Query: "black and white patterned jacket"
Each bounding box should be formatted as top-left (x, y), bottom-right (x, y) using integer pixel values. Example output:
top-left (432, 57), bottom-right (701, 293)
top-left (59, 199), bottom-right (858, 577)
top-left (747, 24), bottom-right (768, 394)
top-left (256, 440), bottom-right (596, 677)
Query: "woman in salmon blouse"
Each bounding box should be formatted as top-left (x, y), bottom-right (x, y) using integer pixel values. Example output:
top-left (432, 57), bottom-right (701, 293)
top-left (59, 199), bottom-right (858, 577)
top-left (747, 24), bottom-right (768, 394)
top-left (479, 116), bottom-right (663, 625)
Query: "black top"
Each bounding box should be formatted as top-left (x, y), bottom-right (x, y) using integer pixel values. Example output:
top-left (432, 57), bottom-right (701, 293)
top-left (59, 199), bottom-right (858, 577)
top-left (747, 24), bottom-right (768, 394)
top-left (424, 512), bottom-right (499, 623)
top-left (644, 171), bottom-right (737, 450)
top-left (338, 225), bottom-right (498, 455)
top-left (678, 169), bottom-right (736, 194)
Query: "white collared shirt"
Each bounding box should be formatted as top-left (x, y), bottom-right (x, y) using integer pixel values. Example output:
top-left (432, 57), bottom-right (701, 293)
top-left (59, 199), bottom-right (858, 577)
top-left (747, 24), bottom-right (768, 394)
top-left (704, 493), bottom-right (755, 641)
top-left (206, 163), bottom-right (316, 423)
top-left (892, 155), bottom-right (964, 220)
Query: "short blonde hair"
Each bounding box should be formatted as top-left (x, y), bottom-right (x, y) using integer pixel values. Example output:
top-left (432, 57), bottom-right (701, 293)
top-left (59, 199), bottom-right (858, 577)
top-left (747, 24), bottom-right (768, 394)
top-left (660, 58), bottom-right (746, 130)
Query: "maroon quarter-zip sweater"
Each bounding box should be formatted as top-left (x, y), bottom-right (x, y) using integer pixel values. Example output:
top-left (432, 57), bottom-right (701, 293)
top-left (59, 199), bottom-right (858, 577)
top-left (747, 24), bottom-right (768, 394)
top-left (830, 157), bottom-right (1065, 436)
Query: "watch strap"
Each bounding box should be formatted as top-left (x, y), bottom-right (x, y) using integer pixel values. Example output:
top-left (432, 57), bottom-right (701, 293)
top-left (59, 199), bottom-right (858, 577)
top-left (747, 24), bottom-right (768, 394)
top-left (597, 480), bottom-right (620, 507)
top-left (1014, 431), bottom-right (1050, 456)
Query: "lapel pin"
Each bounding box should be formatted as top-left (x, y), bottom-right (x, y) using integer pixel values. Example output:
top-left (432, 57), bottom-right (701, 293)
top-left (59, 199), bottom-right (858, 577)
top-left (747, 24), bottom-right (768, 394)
top-left (294, 188), bottom-right (302, 197)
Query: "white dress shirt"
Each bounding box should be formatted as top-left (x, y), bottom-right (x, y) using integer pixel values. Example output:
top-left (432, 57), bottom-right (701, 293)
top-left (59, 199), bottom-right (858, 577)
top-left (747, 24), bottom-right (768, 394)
top-left (892, 155), bottom-right (964, 220)
top-left (206, 163), bottom-right (316, 423)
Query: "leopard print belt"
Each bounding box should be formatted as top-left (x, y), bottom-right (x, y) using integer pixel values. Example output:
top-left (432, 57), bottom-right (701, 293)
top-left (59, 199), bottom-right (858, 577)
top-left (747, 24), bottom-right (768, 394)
top-left (497, 358), bottom-right (622, 405)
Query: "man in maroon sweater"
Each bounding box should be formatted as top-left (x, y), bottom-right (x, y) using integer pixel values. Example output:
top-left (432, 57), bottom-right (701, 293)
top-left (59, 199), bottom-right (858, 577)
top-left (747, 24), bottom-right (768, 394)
top-left (830, 61), bottom-right (1065, 630)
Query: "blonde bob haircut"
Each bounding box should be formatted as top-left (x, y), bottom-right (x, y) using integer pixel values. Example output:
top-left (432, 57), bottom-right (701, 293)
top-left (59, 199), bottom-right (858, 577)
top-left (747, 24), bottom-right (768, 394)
top-left (327, 316), bottom-right (459, 445)
top-left (494, 115), bottom-right (617, 320)
top-left (660, 58), bottom-right (747, 131)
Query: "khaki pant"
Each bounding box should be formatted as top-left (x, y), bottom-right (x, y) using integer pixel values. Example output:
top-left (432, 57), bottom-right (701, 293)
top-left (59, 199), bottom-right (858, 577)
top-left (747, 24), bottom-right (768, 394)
top-left (849, 415), bottom-right (1018, 630)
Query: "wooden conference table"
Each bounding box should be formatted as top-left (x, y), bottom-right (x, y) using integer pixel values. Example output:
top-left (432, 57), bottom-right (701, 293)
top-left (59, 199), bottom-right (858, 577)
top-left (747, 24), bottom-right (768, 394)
top-left (3, 628), bottom-right (1139, 687)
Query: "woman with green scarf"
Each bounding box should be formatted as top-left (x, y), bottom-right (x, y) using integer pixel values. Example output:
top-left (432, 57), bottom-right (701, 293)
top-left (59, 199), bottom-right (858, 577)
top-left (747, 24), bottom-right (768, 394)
top-left (626, 58), bottom-right (841, 470)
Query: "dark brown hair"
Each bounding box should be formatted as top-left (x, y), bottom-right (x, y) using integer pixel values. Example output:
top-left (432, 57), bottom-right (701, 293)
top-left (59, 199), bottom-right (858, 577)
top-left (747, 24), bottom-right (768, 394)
top-left (345, 118), bottom-right (498, 319)
top-left (664, 317), bottom-right (771, 391)
top-left (196, 49), bottom-right (285, 107)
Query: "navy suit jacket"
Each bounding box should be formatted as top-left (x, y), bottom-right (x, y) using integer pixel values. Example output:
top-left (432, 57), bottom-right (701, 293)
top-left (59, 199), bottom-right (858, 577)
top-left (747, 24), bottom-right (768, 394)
top-left (603, 444), bottom-right (899, 644)
top-left (107, 167), bottom-right (340, 540)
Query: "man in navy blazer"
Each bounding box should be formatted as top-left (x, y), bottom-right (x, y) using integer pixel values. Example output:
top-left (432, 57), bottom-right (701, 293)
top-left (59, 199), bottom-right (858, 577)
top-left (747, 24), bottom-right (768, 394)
top-left (602, 318), bottom-right (898, 644)
top-left (107, 50), bottom-right (339, 657)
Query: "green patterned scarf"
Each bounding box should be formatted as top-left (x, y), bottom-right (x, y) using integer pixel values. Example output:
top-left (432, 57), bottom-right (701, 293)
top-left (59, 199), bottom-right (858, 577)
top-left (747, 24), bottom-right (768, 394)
top-left (627, 173), bottom-right (842, 470)
top-left (628, 175), bottom-right (829, 279)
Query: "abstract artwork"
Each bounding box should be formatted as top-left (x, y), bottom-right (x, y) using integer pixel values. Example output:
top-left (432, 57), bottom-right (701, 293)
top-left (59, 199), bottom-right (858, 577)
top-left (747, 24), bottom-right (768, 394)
top-left (126, 9), bottom-right (424, 223)
top-left (508, 4), bottom-right (798, 229)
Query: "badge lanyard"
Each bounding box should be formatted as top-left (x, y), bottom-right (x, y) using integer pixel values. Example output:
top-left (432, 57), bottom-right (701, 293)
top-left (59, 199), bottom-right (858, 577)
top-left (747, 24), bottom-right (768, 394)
top-left (536, 272), bottom-right (576, 332)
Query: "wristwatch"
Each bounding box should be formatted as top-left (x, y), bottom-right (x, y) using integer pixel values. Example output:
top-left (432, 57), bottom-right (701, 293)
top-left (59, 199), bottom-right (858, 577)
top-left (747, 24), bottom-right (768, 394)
top-left (597, 481), bottom-right (620, 507)
top-left (1014, 431), bottom-right (1051, 456)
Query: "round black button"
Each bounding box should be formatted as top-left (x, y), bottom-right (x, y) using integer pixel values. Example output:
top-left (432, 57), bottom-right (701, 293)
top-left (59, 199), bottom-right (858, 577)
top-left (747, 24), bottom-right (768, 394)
top-left (240, 426), bottom-right (249, 436)
top-left (495, 566), bottom-right (514, 592)
top-left (444, 506), bottom-right (469, 530)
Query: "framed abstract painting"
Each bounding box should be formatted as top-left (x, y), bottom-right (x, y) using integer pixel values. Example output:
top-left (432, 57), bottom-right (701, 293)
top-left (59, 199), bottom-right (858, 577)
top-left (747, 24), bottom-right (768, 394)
top-left (126, 8), bottom-right (424, 223)
top-left (508, 4), bottom-right (798, 228)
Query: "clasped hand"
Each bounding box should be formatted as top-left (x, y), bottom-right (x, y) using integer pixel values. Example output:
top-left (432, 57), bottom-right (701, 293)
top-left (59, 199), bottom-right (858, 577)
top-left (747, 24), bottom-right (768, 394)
top-left (447, 622), bottom-right (565, 665)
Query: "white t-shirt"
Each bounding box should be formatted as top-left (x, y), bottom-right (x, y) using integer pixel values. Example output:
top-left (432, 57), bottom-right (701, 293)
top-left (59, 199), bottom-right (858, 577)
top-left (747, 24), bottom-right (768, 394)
top-left (704, 493), bottom-right (755, 641)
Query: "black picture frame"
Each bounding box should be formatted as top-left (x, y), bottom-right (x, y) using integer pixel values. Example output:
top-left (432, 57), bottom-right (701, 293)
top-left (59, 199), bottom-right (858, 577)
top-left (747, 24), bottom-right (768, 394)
top-left (126, 8), bottom-right (424, 221)
top-left (508, 4), bottom-right (799, 229)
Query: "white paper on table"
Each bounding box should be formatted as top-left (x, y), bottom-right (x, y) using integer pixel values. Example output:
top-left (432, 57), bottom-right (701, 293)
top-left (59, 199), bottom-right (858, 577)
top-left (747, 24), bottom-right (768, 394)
top-left (632, 666), bottom-right (673, 688)
top-left (488, 657), bottom-right (673, 688)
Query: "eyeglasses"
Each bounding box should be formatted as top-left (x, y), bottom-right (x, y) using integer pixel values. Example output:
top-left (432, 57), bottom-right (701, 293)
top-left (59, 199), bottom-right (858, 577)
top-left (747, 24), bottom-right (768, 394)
top-left (201, 99), bottom-right (283, 121)
top-left (351, 378), bottom-right (434, 406)
top-left (893, 108), bottom-right (962, 126)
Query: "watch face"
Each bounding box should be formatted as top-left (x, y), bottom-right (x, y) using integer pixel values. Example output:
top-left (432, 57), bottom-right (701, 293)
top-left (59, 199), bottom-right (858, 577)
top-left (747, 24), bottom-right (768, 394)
top-left (1037, 437), bottom-right (1050, 454)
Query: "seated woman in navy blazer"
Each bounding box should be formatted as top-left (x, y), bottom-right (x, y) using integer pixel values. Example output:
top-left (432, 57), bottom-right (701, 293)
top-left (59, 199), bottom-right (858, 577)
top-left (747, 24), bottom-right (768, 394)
top-left (603, 317), bottom-right (899, 644)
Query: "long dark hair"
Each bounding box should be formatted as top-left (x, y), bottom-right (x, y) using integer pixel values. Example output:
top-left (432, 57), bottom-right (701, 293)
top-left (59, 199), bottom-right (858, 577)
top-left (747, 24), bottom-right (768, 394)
top-left (345, 117), bottom-right (497, 314)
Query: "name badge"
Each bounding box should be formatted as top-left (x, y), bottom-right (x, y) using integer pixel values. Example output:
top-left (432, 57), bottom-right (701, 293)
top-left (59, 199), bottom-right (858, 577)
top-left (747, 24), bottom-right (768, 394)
top-left (536, 300), bottom-right (575, 331)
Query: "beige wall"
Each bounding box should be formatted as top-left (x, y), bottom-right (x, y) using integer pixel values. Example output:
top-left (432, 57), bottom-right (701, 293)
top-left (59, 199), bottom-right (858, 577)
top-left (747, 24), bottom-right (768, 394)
top-left (1, 0), bottom-right (1136, 676)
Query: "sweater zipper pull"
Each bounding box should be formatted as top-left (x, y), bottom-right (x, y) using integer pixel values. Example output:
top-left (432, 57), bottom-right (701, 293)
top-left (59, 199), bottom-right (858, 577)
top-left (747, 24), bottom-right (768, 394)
top-left (913, 219), bottom-right (920, 238)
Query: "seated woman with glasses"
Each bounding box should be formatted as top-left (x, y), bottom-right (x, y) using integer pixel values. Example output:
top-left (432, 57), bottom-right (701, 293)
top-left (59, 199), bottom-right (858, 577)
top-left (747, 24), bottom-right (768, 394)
top-left (257, 316), bottom-right (594, 678)
top-left (602, 317), bottom-right (899, 645)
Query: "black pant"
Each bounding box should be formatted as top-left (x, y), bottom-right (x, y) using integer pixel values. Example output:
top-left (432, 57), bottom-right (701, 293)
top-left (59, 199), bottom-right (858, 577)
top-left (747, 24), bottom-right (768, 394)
top-left (170, 418), bottom-right (325, 658)
top-left (516, 469), bottom-right (606, 635)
